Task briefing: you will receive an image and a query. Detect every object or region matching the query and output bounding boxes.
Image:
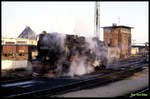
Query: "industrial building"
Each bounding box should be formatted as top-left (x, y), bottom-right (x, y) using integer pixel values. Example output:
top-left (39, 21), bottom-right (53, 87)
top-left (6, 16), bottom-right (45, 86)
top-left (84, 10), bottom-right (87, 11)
top-left (131, 43), bottom-right (149, 55)
top-left (1, 26), bottom-right (38, 60)
top-left (102, 23), bottom-right (133, 59)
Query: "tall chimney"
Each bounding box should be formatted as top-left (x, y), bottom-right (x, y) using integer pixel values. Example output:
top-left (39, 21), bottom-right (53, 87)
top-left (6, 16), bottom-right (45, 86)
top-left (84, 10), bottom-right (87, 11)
top-left (94, 1), bottom-right (100, 40)
top-left (112, 23), bottom-right (117, 26)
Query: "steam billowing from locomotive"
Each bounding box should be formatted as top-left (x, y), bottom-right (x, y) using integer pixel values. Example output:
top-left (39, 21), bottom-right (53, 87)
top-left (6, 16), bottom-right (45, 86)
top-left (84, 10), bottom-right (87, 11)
top-left (33, 32), bottom-right (110, 77)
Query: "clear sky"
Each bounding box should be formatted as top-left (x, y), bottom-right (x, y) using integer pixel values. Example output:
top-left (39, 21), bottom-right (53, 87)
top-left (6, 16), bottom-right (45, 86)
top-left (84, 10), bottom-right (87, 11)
top-left (1, 1), bottom-right (149, 44)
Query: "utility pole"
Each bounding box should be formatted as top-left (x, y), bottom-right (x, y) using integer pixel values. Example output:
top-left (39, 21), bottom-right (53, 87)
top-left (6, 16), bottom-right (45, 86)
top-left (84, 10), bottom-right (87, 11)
top-left (94, 1), bottom-right (100, 40)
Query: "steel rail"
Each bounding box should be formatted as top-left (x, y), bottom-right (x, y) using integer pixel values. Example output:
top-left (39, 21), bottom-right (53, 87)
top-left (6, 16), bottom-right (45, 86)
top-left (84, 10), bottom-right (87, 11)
top-left (1, 76), bottom-right (35, 84)
top-left (3, 70), bottom-right (128, 98)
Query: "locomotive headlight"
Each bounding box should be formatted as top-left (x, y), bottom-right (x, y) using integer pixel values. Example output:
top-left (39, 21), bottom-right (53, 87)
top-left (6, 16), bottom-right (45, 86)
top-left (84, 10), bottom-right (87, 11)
top-left (46, 56), bottom-right (49, 60)
top-left (90, 50), bottom-right (93, 54)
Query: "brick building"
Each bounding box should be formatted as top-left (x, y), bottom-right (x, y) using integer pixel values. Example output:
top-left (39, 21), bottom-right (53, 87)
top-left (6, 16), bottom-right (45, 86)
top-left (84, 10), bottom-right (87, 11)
top-left (102, 24), bottom-right (133, 59)
top-left (1, 38), bottom-right (38, 60)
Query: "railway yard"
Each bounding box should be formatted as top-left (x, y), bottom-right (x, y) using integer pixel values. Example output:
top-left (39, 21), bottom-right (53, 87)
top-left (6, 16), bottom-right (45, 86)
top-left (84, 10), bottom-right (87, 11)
top-left (1, 55), bottom-right (149, 98)
top-left (2, 2), bottom-right (149, 98)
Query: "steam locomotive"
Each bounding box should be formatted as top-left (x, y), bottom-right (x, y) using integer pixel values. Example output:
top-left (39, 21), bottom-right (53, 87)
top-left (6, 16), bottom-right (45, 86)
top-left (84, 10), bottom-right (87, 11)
top-left (32, 31), bottom-right (108, 77)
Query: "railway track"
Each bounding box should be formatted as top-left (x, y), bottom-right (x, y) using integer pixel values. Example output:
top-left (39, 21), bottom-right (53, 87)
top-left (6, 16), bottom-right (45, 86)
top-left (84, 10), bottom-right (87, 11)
top-left (1, 57), bottom-right (148, 98)
top-left (117, 56), bottom-right (146, 65)
top-left (1, 76), bottom-right (35, 84)
top-left (1, 70), bottom-right (129, 98)
top-left (120, 55), bottom-right (147, 63)
top-left (1, 55), bottom-right (145, 83)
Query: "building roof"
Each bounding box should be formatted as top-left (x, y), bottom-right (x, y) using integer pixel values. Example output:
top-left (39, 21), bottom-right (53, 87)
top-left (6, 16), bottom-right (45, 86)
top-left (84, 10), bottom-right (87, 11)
top-left (18, 26), bottom-right (36, 40)
top-left (101, 25), bottom-right (134, 29)
top-left (131, 45), bottom-right (145, 49)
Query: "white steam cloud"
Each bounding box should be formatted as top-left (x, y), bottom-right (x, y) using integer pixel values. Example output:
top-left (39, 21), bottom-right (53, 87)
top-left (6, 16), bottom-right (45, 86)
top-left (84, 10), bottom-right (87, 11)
top-left (35, 33), bottom-right (117, 77)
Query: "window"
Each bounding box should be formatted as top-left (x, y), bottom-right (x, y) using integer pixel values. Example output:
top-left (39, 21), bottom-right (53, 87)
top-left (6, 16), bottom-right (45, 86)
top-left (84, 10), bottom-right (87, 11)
top-left (17, 41), bottom-right (27, 44)
top-left (5, 42), bottom-right (15, 44)
top-left (108, 39), bottom-right (113, 47)
top-left (105, 29), bottom-right (112, 34)
top-left (121, 28), bottom-right (130, 33)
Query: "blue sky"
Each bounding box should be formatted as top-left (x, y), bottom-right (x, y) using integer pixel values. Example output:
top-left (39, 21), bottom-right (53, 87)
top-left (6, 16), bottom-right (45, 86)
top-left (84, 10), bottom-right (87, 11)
top-left (1, 1), bottom-right (148, 44)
